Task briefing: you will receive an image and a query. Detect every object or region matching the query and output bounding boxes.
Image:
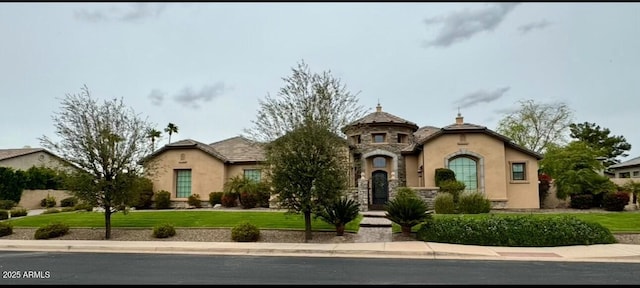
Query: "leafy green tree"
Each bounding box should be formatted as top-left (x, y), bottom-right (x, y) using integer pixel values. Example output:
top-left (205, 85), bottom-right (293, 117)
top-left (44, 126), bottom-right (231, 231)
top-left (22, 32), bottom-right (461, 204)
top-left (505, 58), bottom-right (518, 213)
top-left (164, 123), bottom-right (178, 144)
top-left (244, 59), bottom-right (366, 142)
top-left (40, 85), bottom-right (155, 239)
top-left (569, 122), bottom-right (632, 167)
top-left (265, 121), bottom-right (349, 241)
top-left (146, 128), bottom-right (162, 151)
top-left (496, 99), bottom-right (573, 154)
top-left (0, 167), bottom-right (26, 203)
top-left (540, 142), bottom-right (615, 200)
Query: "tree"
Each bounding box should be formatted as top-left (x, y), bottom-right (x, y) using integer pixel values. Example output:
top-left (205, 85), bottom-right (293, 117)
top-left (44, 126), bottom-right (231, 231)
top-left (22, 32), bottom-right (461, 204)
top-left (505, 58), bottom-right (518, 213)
top-left (540, 142), bottom-right (615, 200)
top-left (244, 59), bottom-right (366, 142)
top-left (147, 128), bottom-right (162, 151)
top-left (569, 122), bottom-right (632, 167)
top-left (164, 123), bottom-right (178, 144)
top-left (265, 120), bottom-right (349, 241)
top-left (40, 85), bottom-right (155, 239)
top-left (496, 99), bottom-right (573, 154)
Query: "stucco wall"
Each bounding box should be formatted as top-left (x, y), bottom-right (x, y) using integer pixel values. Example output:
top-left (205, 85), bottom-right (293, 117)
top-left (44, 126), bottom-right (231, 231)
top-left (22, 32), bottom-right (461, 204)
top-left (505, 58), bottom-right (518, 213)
top-left (225, 163), bottom-right (263, 185)
top-left (147, 149), bottom-right (225, 201)
top-left (504, 147), bottom-right (540, 209)
top-left (404, 155), bottom-right (419, 187)
top-left (18, 189), bottom-right (73, 209)
top-left (0, 152), bottom-right (72, 172)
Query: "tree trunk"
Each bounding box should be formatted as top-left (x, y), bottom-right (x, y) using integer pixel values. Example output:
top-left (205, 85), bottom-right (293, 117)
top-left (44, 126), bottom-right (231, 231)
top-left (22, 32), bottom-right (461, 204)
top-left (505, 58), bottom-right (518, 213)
top-left (401, 225), bottom-right (411, 237)
top-left (336, 224), bottom-right (345, 236)
top-left (304, 210), bottom-right (312, 242)
top-left (104, 205), bottom-right (112, 240)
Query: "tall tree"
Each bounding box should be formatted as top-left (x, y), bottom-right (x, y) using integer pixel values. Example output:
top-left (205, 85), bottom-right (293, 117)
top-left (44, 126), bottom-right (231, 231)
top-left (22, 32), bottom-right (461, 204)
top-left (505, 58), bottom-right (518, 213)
top-left (164, 123), bottom-right (178, 144)
top-left (496, 99), bottom-right (573, 154)
top-left (40, 85), bottom-right (154, 239)
top-left (265, 120), bottom-right (349, 242)
top-left (569, 122), bottom-right (631, 167)
top-left (244, 59), bottom-right (366, 142)
top-left (147, 128), bottom-right (162, 151)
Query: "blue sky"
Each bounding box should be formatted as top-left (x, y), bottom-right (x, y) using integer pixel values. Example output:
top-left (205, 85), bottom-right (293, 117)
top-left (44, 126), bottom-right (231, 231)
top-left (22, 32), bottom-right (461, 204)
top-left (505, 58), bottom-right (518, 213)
top-left (2, 3), bottom-right (639, 161)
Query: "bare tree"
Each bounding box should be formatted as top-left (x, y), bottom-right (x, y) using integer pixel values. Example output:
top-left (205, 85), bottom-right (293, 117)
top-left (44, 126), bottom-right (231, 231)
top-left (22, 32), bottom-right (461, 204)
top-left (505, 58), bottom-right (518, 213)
top-left (496, 99), bottom-right (573, 154)
top-left (244, 59), bottom-right (366, 142)
top-left (40, 85), bottom-right (154, 239)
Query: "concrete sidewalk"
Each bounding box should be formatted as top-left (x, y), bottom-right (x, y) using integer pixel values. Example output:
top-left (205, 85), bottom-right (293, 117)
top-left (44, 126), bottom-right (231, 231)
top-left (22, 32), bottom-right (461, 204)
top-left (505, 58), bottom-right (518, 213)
top-left (1, 239), bottom-right (639, 263)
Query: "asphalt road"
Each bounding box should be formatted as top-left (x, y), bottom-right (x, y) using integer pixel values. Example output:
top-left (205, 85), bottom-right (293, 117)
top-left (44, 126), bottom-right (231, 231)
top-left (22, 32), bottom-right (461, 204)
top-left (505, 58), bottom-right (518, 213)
top-left (1, 251), bottom-right (639, 285)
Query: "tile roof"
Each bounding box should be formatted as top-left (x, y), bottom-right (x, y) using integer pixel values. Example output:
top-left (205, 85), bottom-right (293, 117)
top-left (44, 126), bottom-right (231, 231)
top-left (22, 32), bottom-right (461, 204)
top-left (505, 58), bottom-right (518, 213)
top-left (343, 105), bottom-right (418, 130)
top-left (0, 148), bottom-right (45, 161)
top-left (142, 139), bottom-right (229, 163)
top-left (609, 156), bottom-right (640, 169)
top-left (413, 125), bottom-right (440, 142)
top-left (209, 136), bottom-right (265, 163)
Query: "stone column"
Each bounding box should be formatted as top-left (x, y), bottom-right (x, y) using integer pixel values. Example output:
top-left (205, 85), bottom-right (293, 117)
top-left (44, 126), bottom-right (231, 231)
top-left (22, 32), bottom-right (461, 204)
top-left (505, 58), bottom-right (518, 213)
top-left (357, 172), bottom-right (369, 211)
top-left (388, 173), bottom-right (399, 201)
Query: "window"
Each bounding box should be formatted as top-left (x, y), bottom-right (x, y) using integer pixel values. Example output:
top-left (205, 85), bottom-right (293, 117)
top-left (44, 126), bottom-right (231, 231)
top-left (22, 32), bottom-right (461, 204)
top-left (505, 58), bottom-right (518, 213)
top-left (244, 169), bottom-right (261, 182)
top-left (397, 133), bottom-right (408, 143)
top-left (511, 163), bottom-right (526, 181)
top-left (372, 133), bottom-right (386, 143)
top-left (448, 156), bottom-right (477, 191)
top-left (633, 171), bottom-right (639, 177)
top-left (620, 172), bottom-right (631, 178)
top-left (373, 157), bottom-right (386, 168)
top-left (176, 169), bottom-right (192, 198)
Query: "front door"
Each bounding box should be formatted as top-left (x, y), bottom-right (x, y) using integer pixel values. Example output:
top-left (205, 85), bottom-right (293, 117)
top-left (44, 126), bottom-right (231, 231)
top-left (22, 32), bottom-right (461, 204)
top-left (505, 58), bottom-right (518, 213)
top-left (371, 170), bottom-right (388, 210)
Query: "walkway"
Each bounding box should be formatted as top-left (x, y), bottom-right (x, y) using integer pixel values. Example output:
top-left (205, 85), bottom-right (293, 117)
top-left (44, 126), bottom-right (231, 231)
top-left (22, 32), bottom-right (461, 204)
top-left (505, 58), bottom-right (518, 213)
top-left (355, 211), bottom-right (392, 243)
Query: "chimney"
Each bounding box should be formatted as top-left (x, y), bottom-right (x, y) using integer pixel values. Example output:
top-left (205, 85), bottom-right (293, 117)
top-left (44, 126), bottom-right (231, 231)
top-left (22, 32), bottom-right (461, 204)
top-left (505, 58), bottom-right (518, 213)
top-left (456, 113), bottom-right (463, 125)
top-left (376, 103), bottom-right (382, 112)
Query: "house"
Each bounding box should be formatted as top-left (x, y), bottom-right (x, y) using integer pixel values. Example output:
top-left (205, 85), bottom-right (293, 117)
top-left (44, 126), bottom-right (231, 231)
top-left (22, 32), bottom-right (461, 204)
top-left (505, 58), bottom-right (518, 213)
top-left (143, 104), bottom-right (543, 210)
top-left (607, 156), bottom-right (640, 186)
top-left (142, 136), bottom-right (265, 203)
top-left (0, 148), bottom-right (77, 172)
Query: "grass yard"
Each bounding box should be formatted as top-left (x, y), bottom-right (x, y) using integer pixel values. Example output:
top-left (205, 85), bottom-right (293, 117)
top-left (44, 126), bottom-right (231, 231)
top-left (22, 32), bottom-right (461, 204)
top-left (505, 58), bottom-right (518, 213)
top-left (4, 210), bottom-right (363, 233)
top-left (393, 212), bottom-right (640, 233)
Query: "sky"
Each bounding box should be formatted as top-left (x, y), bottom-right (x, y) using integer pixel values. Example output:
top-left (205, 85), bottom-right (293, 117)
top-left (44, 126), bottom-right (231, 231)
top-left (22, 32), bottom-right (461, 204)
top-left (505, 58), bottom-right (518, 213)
top-left (2, 3), bottom-right (639, 162)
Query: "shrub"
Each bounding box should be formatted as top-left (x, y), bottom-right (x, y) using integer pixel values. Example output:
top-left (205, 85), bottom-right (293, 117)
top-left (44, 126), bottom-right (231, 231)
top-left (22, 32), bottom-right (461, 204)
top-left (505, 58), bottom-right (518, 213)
top-left (0, 167), bottom-right (26, 203)
top-left (61, 207), bottom-right (76, 212)
top-left (434, 192), bottom-right (456, 214)
top-left (385, 194), bottom-right (430, 236)
top-left (316, 197), bottom-right (360, 236)
top-left (416, 214), bottom-right (616, 247)
top-left (74, 202), bottom-right (94, 212)
top-left (231, 221), bottom-right (260, 242)
top-left (134, 178), bottom-right (155, 210)
top-left (603, 192), bottom-right (630, 211)
top-left (154, 190), bottom-right (172, 209)
top-left (209, 192), bottom-right (224, 206)
top-left (434, 168), bottom-right (456, 187)
top-left (187, 194), bottom-right (202, 208)
top-left (9, 207), bottom-right (28, 217)
top-left (0, 210), bottom-right (8, 220)
top-left (34, 222), bottom-right (70, 239)
top-left (41, 208), bottom-right (60, 214)
top-left (395, 187), bottom-right (420, 200)
top-left (570, 194), bottom-right (593, 209)
top-left (457, 191), bottom-right (491, 214)
top-left (438, 180), bottom-right (465, 203)
top-left (240, 191), bottom-right (258, 209)
top-left (152, 223), bottom-right (177, 238)
top-left (221, 192), bottom-right (238, 207)
top-left (255, 182), bottom-right (271, 208)
top-left (0, 222), bottom-right (13, 237)
top-left (40, 195), bottom-right (56, 208)
top-left (60, 197), bottom-right (78, 207)
top-left (0, 199), bottom-right (16, 210)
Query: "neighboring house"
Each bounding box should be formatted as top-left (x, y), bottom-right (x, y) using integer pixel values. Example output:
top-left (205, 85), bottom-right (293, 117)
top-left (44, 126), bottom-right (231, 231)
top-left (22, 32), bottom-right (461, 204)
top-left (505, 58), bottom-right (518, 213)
top-left (142, 136), bottom-right (265, 202)
top-left (143, 104), bottom-right (543, 210)
top-left (607, 156), bottom-right (640, 186)
top-left (0, 148), bottom-right (78, 172)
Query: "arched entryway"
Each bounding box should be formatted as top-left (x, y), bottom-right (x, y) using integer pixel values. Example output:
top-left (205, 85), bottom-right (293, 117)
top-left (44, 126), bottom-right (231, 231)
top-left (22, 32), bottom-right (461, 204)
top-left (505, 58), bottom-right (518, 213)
top-left (370, 170), bottom-right (389, 210)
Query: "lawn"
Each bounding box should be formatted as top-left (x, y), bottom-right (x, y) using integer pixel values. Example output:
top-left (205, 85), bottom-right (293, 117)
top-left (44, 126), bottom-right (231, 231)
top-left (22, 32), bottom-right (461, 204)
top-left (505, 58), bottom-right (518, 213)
top-left (4, 210), bottom-right (363, 232)
top-left (392, 212), bottom-right (640, 233)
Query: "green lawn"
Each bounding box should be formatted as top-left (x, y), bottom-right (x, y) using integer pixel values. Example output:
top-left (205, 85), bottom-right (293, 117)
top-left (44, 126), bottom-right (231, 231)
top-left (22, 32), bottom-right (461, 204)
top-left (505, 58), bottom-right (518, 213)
top-left (4, 210), bottom-right (363, 233)
top-left (393, 212), bottom-right (640, 233)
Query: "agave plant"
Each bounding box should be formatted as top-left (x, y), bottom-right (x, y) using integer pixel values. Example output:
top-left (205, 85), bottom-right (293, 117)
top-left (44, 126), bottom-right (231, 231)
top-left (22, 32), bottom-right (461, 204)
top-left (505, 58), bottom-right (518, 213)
top-left (385, 196), bottom-right (429, 237)
top-left (316, 197), bottom-right (360, 236)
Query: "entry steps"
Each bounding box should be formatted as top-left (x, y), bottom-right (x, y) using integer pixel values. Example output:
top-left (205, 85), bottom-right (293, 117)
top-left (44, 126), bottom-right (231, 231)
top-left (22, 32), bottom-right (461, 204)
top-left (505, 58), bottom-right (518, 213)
top-left (359, 211), bottom-right (392, 228)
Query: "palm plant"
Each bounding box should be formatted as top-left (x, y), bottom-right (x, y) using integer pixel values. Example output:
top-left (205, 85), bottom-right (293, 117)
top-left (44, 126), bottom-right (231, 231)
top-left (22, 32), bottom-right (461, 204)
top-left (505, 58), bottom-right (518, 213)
top-left (164, 123), bottom-right (178, 144)
top-left (385, 194), bottom-right (430, 237)
top-left (147, 128), bottom-right (162, 150)
top-left (316, 197), bottom-right (360, 236)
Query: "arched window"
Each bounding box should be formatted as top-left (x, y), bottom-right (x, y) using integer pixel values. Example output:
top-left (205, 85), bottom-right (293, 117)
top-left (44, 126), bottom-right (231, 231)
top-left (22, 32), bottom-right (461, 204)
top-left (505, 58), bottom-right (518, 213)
top-left (448, 156), bottom-right (477, 191)
top-left (373, 157), bottom-right (386, 168)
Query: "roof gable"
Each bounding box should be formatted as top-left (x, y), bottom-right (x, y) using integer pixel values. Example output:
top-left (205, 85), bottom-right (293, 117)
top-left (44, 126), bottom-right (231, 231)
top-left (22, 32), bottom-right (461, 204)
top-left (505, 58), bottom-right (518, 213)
top-left (0, 148), bottom-right (46, 161)
top-left (142, 139), bottom-right (228, 163)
